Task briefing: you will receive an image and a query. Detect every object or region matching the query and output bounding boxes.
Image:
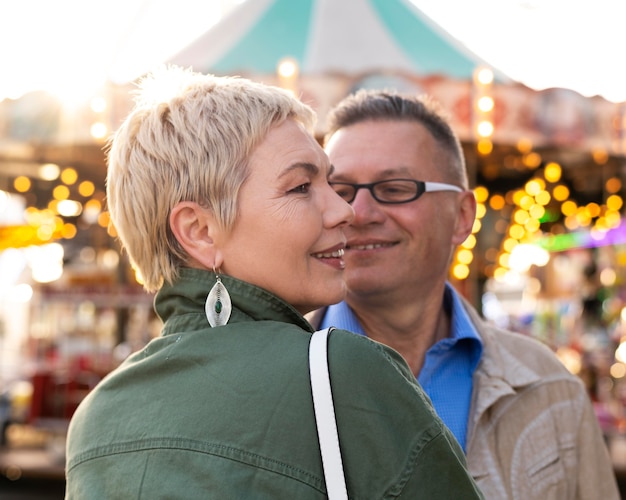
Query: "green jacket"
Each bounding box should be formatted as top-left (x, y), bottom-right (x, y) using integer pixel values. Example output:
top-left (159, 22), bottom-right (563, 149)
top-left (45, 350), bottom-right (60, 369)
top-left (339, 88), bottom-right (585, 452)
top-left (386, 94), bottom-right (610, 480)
top-left (66, 268), bottom-right (483, 499)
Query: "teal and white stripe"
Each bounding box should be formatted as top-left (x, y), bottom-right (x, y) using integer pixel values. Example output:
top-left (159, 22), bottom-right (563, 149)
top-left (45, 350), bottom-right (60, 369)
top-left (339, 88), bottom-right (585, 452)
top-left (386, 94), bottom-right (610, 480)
top-left (169, 0), bottom-right (509, 81)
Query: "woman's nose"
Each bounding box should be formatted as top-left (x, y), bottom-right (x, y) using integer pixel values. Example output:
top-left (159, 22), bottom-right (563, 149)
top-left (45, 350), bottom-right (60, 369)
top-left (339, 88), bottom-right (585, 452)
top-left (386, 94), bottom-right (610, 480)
top-left (328, 187), bottom-right (355, 226)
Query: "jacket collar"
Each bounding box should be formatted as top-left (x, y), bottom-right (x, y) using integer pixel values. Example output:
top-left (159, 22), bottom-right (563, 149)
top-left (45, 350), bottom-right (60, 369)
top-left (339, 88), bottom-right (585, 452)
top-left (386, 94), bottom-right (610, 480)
top-left (462, 296), bottom-right (542, 467)
top-left (155, 267), bottom-right (313, 335)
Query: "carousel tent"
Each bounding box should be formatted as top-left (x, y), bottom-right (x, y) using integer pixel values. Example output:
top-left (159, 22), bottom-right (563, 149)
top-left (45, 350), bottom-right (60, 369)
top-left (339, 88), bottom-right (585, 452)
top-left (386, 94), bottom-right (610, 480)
top-left (167, 0), bottom-right (620, 163)
top-left (168, 0), bottom-right (510, 81)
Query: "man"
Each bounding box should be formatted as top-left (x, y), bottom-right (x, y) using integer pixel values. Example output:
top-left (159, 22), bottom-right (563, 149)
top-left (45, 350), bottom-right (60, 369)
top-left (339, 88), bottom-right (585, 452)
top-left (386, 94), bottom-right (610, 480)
top-left (308, 90), bottom-right (619, 499)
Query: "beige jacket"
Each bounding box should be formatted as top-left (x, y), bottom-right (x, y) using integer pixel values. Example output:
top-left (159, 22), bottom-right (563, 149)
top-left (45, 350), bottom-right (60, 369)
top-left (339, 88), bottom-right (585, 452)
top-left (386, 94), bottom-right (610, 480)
top-left (308, 299), bottom-right (619, 499)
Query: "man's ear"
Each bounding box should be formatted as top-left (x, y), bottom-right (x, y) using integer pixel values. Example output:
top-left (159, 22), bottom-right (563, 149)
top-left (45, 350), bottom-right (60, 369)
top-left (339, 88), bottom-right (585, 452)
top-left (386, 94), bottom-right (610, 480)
top-left (451, 190), bottom-right (477, 245)
top-left (169, 201), bottom-right (223, 270)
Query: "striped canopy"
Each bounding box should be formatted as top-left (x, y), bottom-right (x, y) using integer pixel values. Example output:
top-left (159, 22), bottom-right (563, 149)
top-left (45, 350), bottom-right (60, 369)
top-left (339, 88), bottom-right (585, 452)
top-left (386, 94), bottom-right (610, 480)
top-left (168, 0), bottom-right (509, 81)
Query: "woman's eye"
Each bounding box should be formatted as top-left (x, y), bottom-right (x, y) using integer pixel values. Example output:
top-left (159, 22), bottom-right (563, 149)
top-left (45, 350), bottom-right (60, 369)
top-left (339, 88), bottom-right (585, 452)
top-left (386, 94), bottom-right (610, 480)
top-left (289, 183), bottom-right (310, 194)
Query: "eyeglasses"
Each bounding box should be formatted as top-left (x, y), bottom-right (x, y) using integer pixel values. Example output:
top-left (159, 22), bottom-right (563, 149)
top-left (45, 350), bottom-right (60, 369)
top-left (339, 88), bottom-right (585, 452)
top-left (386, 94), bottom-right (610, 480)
top-left (330, 179), bottom-right (463, 204)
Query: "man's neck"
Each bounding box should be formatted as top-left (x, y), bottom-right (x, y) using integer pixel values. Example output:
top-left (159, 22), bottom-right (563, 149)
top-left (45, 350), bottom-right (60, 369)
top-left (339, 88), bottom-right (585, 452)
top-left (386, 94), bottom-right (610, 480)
top-left (346, 283), bottom-right (450, 377)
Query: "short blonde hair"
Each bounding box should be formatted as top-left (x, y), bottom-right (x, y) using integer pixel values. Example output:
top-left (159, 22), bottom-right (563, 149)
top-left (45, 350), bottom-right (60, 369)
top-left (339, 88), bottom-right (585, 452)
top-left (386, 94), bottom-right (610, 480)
top-left (106, 66), bottom-right (315, 292)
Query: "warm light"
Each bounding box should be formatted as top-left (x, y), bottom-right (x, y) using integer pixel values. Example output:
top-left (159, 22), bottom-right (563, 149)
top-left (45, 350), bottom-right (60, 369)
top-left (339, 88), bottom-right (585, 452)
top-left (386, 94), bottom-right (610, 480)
top-left (477, 96), bottom-right (494, 112)
top-left (493, 267), bottom-right (508, 281)
top-left (474, 186), bottom-right (489, 203)
top-left (62, 223), bottom-right (77, 238)
top-left (524, 218), bottom-right (541, 232)
top-left (37, 224), bottom-right (54, 241)
top-left (461, 234), bottom-right (476, 249)
top-left (592, 148), bottom-right (609, 164)
top-left (90, 122), bottom-right (108, 139)
top-left (474, 67), bottom-right (494, 85)
top-left (477, 139), bottom-right (493, 155)
top-left (102, 249), bottom-right (120, 269)
top-left (610, 363), bottom-right (626, 379)
top-left (600, 267), bottom-right (617, 287)
top-left (607, 194), bottom-right (623, 211)
top-left (544, 162), bottom-right (562, 182)
top-left (476, 203), bottom-right (487, 219)
top-left (503, 237), bottom-right (518, 253)
top-left (529, 204), bottom-right (545, 219)
top-left (509, 243), bottom-right (550, 272)
top-left (277, 58), bottom-right (298, 78)
top-left (78, 181), bottom-right (95, 197)
top-left (498, 253), bottom-right (510, 267)
top-left (525, 179), bottom-right (545, 196)
top-left (519, 194), bottom-right (534, 211)
top-left (575, 208), bottom-right (591, 226)
top-left (477, 120), bottom-right (494, 137)
top-left (517, 138), bottom-right (533, 154)
top-left (472, 219), bottom-right (482, 233)
top-left (606, 177), bottom-right (622, 193)
top-left (277, 57), bottom-right (299, 95)
top-left (61, 167), bottom-right (78, 185)
top-left (513, 209), bottom-right (530, 225)
top-left (553, 185), bottom-right (570, 201)
top-left (509, 224), bottom-right (525, 240)
top-left (48, 199), bottom-right (59, 213)
top-left (585, 202), bottom-right (601, 218)
top-left (489, 194), bottom-right (505, 210)
top-left (616, 341), bottom-right (626, 363)
top-left (98, 211), bottom-right (111, 228)
top-left (606, 210), bottom-right (621, 227)
top-left (561, 200), bottom-right (577, 216)
top-left (564, 214), bottom-right (579, 230)
top-left (38, 163), bottom-right (60, 181)
top-left (53, 185), bottom-right (70, 200)
top-left (457, 248), bottom-right (474, 265)
top-left (535, 190), bottom-right (551, 206)
top-left (57, 199), bottom-right (82, 217)
top-left (522, 152), bottom-right (542, 169)
top-left (13, 176), bottom-right (31, 192)
top-left (452, 263), bottom-right (470, 280)
top-left (83, 199), bottom-right (102, 224)
top-left (26, 243), bottom-right (64, 283)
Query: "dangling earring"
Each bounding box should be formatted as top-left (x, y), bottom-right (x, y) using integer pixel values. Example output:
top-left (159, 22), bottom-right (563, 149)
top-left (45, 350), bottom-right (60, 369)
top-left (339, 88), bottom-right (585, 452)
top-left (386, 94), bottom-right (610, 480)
top-left (205, 268), bottom-right (232, 327)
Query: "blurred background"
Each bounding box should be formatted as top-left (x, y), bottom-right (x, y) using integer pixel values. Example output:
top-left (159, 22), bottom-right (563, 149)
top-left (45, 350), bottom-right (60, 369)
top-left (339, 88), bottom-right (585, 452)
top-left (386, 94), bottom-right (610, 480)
top-left (1, 0), bottom-right (626, 497)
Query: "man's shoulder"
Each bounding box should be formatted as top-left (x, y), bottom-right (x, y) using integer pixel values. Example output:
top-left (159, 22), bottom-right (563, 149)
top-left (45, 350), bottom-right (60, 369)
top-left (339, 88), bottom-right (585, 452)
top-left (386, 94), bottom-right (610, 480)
top-left (462, 300), bottom-right (570, 375)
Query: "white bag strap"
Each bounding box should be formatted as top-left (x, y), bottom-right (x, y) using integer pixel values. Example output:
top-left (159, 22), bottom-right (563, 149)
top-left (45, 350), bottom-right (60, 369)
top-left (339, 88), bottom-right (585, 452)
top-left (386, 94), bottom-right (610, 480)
top-left (309, 327), bottom-right (348, 500)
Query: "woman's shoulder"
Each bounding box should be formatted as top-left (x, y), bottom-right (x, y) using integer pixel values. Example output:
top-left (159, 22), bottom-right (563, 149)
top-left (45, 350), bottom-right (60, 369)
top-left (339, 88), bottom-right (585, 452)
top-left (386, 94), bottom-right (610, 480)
top-left (325, 329), bottom-right (430, 403)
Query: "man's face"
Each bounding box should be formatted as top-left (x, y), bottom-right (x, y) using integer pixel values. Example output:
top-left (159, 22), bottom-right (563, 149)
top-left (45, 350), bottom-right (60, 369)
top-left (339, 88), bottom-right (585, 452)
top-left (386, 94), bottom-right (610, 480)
top-left (325, 119), bottom-right (472, 300)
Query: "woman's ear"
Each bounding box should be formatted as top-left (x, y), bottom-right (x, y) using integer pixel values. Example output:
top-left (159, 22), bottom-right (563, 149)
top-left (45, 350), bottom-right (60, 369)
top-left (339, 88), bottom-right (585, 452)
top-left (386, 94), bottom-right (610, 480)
top-left (169, 201), bottom-right (223, 270)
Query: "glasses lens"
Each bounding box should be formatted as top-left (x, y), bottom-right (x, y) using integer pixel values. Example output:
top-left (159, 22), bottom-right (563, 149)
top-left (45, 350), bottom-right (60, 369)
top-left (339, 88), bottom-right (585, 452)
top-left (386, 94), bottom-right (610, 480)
top-left (373, 180), bottom-right (418, 203)
top-left (331, 183), bottom-right (356, 202)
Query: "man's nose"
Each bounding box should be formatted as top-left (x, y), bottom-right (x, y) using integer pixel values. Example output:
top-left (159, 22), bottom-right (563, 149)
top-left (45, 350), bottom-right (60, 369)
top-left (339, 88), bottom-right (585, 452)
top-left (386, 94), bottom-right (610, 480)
top-left (350, 188), bottom-right (385, 225)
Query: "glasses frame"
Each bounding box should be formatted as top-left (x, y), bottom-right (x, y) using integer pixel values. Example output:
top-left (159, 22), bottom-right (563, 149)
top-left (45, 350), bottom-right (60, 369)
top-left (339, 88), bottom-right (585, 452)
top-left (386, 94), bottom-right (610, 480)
top-left (330, 178), bottom-right (463, 204)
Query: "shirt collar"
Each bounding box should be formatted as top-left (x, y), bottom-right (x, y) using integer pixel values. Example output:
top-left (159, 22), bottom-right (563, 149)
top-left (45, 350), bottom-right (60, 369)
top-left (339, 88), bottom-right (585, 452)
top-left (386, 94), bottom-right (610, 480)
top-left (321, 283), bottom-right (483, 356)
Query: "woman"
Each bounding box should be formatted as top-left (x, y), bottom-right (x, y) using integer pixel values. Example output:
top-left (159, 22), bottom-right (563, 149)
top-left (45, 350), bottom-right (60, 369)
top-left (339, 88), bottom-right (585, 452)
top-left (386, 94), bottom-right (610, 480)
top-left (65, 67), bottom-right (482, 499)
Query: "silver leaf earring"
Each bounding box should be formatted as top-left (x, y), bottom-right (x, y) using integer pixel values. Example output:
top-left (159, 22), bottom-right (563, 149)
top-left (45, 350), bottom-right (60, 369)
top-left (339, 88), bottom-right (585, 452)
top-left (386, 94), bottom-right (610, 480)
top-left (205, 269), bottom-right (232, 327)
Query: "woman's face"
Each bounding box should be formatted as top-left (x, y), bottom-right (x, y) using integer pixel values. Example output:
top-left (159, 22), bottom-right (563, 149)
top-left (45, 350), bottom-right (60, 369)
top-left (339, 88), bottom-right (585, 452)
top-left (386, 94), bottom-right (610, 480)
top-left (218, 119), bottom-right (354, 314)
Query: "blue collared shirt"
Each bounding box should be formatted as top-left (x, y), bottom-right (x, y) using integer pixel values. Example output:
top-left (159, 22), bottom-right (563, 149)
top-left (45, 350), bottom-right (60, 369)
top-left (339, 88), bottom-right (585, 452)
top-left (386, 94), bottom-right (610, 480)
top-left (320, 283), bottom-right (483, 451)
